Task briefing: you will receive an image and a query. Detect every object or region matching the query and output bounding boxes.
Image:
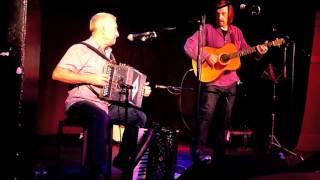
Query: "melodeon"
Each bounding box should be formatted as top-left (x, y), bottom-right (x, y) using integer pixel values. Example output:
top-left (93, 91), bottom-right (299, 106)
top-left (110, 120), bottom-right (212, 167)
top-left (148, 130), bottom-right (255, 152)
top-left (100, 63), bottom-right (147, 108)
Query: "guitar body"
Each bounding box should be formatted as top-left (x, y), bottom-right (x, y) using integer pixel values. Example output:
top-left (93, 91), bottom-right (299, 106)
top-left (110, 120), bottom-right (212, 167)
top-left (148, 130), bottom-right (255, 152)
top-left (192, 43), bottom-right (241, 82)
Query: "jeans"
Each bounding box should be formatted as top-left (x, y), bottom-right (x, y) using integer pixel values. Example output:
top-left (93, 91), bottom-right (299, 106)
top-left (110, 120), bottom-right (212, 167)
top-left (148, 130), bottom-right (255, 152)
top-left (192, 83), bottom-right (236, 158)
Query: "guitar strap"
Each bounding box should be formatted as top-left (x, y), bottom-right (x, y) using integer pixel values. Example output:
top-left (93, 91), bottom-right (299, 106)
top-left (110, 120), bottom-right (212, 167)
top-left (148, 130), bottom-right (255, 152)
top-left (229, 26), bottom-right (241, 50)
top-left (229, 26), bottom-right (236, 46)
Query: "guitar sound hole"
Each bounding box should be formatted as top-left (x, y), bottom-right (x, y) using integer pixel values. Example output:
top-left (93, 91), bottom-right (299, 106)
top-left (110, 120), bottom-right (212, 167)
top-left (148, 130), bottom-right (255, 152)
top-left (220, 54), bottom-right (229, 64)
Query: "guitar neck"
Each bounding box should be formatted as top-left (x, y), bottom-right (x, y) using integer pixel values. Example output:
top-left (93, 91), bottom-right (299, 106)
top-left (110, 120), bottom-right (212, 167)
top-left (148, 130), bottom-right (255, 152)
top-left (229, 41), bottom-right (277, 59)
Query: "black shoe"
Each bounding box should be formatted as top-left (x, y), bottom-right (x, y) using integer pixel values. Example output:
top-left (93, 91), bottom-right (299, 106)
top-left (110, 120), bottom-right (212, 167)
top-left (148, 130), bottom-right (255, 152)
top-left (95, 174), bottom-right (105, 180)
top-left (84, 173), bottom-right (105, 180)
top-left (193, 153), bottom-right (212, 165)
top-left (113, 155), bottom-right (130, 171)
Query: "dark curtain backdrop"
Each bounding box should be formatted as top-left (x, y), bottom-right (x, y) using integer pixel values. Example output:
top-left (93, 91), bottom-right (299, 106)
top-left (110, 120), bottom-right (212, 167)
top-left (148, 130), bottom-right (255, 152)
top-left (296, 11), bottom-right (320, 152)
top-left (1, 0), bottom-right (317, 178)
top-left (37, 0), bottom-right (317, 150)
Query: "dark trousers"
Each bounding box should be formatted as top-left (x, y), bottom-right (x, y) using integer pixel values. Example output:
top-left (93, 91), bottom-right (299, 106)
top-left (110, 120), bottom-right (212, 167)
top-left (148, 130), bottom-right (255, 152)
top-left (192, 83), bottom-right (236, 157)
top-left (108, 104), bottom-right (147, 163)
top-left (108, 104), bottom-right (147, 128)
top-left (66, 101), bottom-right (111, 177)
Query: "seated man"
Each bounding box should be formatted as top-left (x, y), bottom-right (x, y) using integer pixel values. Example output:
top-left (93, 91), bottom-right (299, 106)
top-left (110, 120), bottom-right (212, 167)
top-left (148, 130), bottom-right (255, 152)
top-left (52, 12), bottom-right (151, 179)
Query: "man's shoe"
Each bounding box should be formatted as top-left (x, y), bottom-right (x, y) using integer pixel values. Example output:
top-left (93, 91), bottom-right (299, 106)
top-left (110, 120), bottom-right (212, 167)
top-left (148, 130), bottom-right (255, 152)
top-left (113, 155), bottom-right (130, 171)
top-left (84, 173), bottom-right (105, 180)
top-left (95, 174), bottom-right (105, 180)
top-left (194, 154), bottom-right (212, 165)
top-left (225, 130), bottom-right (231, 143)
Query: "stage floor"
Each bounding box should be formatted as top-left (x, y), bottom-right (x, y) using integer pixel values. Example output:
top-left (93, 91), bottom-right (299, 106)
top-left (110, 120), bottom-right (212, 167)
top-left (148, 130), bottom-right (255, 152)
top-left (33, 135), bottom-right (320, 180)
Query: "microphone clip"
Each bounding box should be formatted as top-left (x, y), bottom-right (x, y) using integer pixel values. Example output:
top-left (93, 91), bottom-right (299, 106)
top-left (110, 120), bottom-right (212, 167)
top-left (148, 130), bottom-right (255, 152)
top-left (140, 31), bottom-right (157, 41)
top-left (127, 31), bottom-right (157, 42)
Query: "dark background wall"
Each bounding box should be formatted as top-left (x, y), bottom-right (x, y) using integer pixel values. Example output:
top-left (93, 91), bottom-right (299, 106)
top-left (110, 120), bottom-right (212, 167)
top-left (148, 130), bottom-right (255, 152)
top-left (1, 1), bottom-right (319, 178)
top-left (0, 0), bottom-right (319, 178)
top-left (37, 0), bottom-right (318, 149)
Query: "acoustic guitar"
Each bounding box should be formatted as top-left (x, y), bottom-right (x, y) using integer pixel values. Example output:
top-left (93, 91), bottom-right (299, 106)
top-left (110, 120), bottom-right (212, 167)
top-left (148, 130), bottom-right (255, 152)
top-left (192, 38), bottom-right (285, 82)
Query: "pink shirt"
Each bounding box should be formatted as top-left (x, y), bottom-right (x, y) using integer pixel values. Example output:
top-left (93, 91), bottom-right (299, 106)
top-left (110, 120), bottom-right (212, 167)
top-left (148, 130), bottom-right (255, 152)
top-left (184, 24), bottom-right (250, 87)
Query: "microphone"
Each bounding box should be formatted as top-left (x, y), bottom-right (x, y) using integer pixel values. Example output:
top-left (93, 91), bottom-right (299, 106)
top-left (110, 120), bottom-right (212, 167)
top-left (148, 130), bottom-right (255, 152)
top-left (118, 78), bottom-right (133, 89)
top-left (155, 84), bottom-right (194, 91)
top-left (119, 83), bottom-right (133, 89)
top-left (155, 84), bottom-right (169, 89)
top-left (0, 51), bottom-right (10, 57)
top-left (240, 3), bottom-right (261, 16)
top-left (127, 31), bottom-right (157, 41)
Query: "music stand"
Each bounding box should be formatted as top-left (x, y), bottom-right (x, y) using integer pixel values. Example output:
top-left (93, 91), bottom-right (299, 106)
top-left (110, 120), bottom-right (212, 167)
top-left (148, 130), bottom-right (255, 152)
top-left (261, 64), bottom-right (303, 160)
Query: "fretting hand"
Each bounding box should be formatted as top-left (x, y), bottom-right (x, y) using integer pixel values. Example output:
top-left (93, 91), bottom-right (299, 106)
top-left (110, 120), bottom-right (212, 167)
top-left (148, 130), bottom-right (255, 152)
top-left (256, 43), bottom-right (268, 55)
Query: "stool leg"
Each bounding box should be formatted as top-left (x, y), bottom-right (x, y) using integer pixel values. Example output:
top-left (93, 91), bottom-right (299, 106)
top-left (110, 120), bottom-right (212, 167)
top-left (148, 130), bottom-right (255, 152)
top-left (106, 125), bottom-right (113, 179)
top-left (81, 129), bottom-right (88, 168)
top-left (57, 121), bottom-right (64, 179)
top-left (244, 134), bottom-right (248, 147)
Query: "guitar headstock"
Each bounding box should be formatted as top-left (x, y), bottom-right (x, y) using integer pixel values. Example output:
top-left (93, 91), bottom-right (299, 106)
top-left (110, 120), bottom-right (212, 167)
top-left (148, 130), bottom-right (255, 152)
top-left (271, 38), bottom-right (286, 47)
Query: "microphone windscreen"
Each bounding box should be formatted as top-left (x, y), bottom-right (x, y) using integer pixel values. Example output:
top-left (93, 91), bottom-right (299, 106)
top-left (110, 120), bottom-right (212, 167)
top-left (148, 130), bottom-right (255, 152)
top-left (127, 34), bottom-right (134, 41)
top-left (240, 4), bottom-right (246, 10)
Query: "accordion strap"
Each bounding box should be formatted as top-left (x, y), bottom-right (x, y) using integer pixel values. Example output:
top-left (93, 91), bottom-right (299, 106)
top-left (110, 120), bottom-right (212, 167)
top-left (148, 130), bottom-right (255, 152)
top-left (87, 85), bottom-right (101, 98)
top-left (80, 42), bottom-right (116, 64)
top-left (79, 42), bottom-right (113, 100)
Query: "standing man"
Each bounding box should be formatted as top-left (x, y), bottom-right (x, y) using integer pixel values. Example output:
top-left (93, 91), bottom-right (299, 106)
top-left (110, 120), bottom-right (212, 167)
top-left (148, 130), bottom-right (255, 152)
top-left (184, 0), bottom-right (268, 165)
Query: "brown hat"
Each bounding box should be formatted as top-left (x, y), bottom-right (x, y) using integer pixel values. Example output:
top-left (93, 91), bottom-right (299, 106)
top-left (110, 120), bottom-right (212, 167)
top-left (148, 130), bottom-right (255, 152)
top-left (215, 0), bottom-right (232, 10)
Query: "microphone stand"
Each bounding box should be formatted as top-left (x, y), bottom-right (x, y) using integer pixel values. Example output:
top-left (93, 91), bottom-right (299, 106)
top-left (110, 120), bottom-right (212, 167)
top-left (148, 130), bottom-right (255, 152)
top-left (155, 85), bottom-right (194, 91)
top-left (265, 42), bottom-right (303, 161)
top-left (119, 83), bottom-right (133, 129)
top-left (171, 86), bottom-right (194, 91)
top-left (192, 14), bottom-right (206, 157)
top-left (119, 83), bottom-right (136, 179)
top-left (290, 41), bottom-right (295, 111)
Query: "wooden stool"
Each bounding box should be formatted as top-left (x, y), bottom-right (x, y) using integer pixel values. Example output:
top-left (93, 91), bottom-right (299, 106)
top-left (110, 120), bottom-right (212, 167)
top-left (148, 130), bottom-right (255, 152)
top-left (56, 117), bottom-right (113, 179)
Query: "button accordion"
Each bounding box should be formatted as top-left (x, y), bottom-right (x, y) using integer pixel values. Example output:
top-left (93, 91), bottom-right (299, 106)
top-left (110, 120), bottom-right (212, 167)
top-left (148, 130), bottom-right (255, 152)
top-left (100, 63), bottom-right (147, 108)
